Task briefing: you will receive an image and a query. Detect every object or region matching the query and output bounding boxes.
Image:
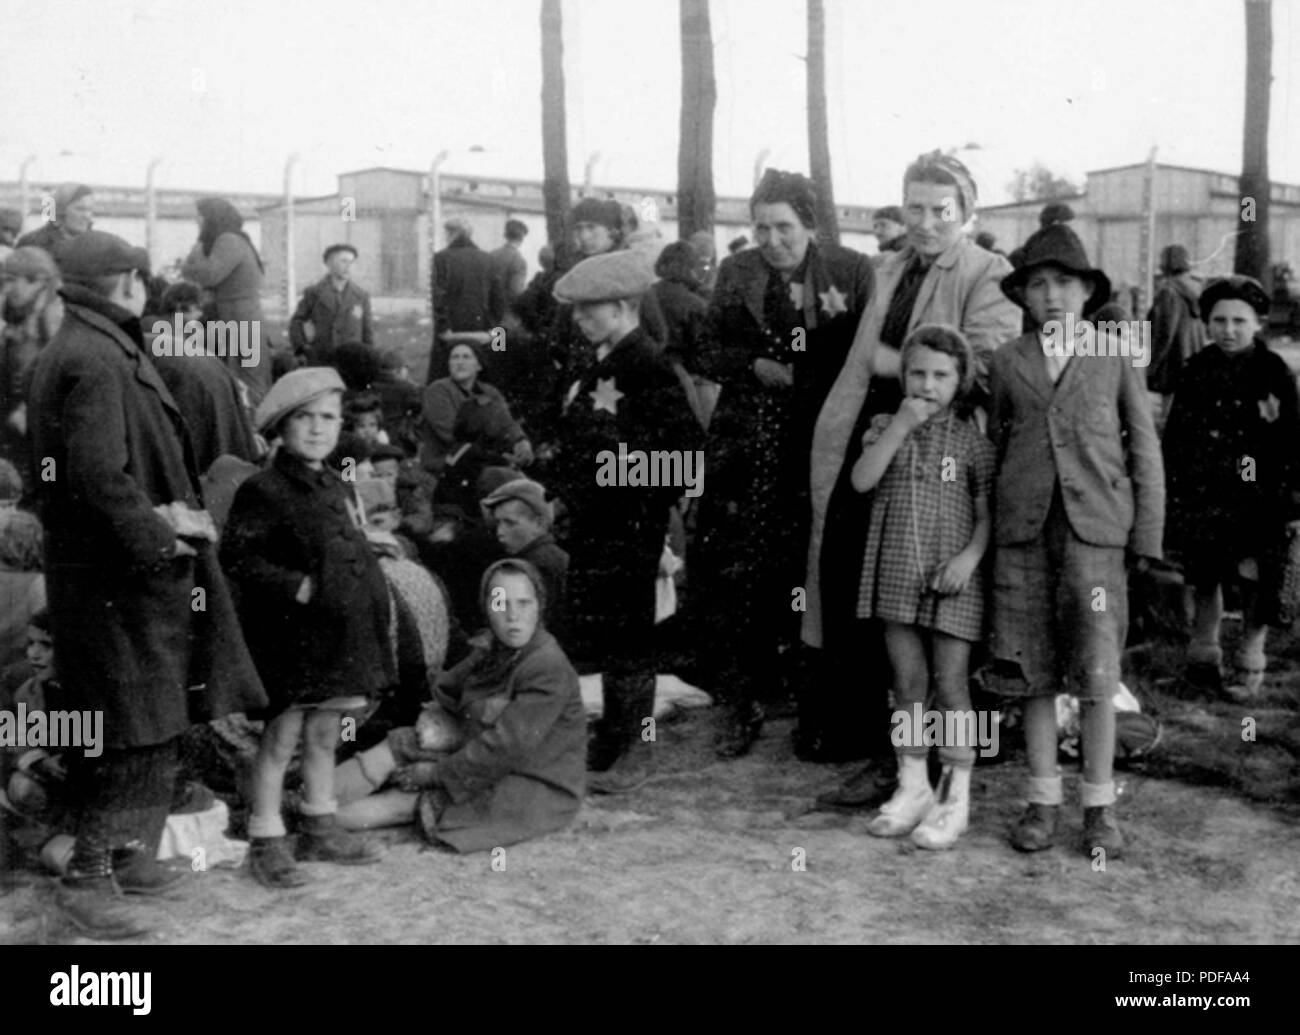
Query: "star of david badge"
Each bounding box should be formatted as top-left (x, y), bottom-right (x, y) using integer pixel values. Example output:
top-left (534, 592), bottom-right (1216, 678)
top-left (819, 284), bottom-right (847, 318)
top-left (1259, 394), bottom-right (1281, 423)
top-left (589, 377), bottom-right (624, 415)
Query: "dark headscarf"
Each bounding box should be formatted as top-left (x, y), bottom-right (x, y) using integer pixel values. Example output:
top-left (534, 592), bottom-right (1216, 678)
top-left (750, 169), bottom-right (817, 229)
top-left (654, 240), bottom-right (701, 286)
top-left (196, 197), bottom-right (264, 272)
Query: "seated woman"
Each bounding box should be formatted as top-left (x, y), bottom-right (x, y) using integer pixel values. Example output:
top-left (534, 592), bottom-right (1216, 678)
top-left (419, 342), bottom-right (533, 516)
top-left (333, 558), bottom-right (586, 853)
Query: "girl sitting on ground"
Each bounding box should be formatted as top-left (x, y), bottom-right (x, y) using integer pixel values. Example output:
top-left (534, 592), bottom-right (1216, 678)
top-left (332, 558), bottom-right (587, 854)
top-left (852, 324), bottom-right (994, 849)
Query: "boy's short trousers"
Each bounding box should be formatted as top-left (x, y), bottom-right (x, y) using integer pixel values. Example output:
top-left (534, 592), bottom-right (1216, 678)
top-left (988, 491), bottom-right (1127, 701)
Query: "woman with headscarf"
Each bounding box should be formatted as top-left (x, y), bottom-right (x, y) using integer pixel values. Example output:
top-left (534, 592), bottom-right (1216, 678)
top-left (808, 151), bottom-right (1020, 804)
top-left (689, 169), bottom-right (874, 758)
top-left (181, 197), bottom-right (269, 404)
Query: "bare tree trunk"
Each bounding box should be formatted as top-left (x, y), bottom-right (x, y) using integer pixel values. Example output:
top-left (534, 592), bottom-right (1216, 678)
top-left (676, 0), bottom-right (716, 240)
top-left (1235, 0), bottom-right (1271, 281)
top-left (807, 0), bottom-right (839, 245)
top-left (541, 0), bottom-right (572, 248)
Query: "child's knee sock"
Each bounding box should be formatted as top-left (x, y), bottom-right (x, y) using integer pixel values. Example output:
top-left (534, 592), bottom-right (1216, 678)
top-left (1026, 774), bottom-right (1063, 806)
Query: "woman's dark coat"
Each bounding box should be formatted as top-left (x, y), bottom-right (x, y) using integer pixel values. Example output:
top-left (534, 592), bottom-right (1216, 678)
top-left (26, 285), bottom-right (266, 748)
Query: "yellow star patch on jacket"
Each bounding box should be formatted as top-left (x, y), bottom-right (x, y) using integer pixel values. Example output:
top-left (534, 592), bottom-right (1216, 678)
top-left (819, 284), bottom-right (847, 318)
top-left (589, 377), bottom-right (624, 415)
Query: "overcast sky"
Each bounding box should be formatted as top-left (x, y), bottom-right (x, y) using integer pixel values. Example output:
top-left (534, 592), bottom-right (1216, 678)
top-left (3, 0), bottom-right (1296, 209)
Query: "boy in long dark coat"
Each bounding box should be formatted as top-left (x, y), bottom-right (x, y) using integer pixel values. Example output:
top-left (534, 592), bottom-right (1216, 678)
top-left (28, 231), bottom-right (266, 939)
top-left (549, 250), bottom-right (702, 794)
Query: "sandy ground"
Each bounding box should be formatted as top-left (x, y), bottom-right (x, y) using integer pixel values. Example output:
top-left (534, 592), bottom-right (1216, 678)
top-left (4, 708), bottom-right (1297, 945)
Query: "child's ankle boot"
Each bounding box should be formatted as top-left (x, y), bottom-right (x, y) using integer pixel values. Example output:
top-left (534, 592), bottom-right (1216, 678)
top-left (297, 812), bottom-right (382, 865)
top-left (912, 765), bottom-right (971, 850)
top-left (249, 836), bottom-right (310, 889)
top-left (867, 754), bottom-right (933, 837)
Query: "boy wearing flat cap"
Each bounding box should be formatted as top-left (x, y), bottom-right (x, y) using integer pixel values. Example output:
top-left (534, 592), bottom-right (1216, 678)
top-left (482, 477), bottom-right (568, 634)
top-left (289, 243), bottom-right (374, 366)
top-left (1162, 276), bottom-right (1299, 703)
top-left (987, 223), bottom-right (1164, 860)
top-left (549, 250), bottom-right (702, 794)
top-left (28, 230), bottom-right (265, 938)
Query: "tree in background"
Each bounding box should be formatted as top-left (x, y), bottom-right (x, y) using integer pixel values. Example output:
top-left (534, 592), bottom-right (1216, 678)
top-left (676, 0), bottom-right (717, 240)
top-left (806, 0), bottom-right (839, 245)
top-left (1006, 163), bottom-right (1082, 203)
top-left (541, 0), bottom-right (572, 247)
top-left (1235, 0), bottom-right (1271, 281)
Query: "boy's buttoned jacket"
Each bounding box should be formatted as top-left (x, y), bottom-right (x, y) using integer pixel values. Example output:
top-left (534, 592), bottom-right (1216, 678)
top-left (987, 332), bottom-right (1164, 558)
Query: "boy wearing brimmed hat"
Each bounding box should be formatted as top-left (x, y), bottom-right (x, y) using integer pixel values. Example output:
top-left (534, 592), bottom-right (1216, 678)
top-left (289, 243), bottom-right (373, 366)
top-left (987, 223), bottom-right (1164, 860)
top-left (1162, 276), bottom-right (1299, 703)
top-left (1145, 244), bottom-right (1205, 424)
top-left (221, 366), bottom-right (394, 887)
top-left (482, 477), bottom-right (568, 634)
top-left (549, 250), bottom-right (701, 794)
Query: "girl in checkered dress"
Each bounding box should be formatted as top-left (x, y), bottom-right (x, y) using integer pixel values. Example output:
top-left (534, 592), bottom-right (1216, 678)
top-left (852, 324), bottom-right (994, 849)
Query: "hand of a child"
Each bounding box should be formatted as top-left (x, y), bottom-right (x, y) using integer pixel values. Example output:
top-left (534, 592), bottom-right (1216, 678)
top-left (393, 761), bottom-right (441, 792)
top-left (510, 438), bottom-right (535, 467)
top-left (295, 576), bottom-right (314, 604)
top-left (932, 552), bottom-right (977, 596)
top-left (172, 539), bottom-right (198, 558)
top-left (896, 396), bottom-right (937, 432)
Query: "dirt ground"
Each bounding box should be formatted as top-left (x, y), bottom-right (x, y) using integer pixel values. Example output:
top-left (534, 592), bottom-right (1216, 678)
top-left (3, 700), bottom-right (1297, 946)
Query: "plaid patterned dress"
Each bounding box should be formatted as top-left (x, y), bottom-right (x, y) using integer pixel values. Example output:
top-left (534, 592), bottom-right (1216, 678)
top-left (856, 411), bottom-right (994, 641)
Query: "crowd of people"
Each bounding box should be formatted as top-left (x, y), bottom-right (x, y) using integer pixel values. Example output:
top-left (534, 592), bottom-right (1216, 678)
top-left (0, 153), bottom-right (1296, 940)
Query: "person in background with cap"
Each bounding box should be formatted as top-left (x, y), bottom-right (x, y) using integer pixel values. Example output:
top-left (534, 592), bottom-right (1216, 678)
top-left (181, 197), bottom-right (270, 406)
top-left (1162, 275), bottom-right (1298, 704)
top-left (289, 243), bottom-right (374, 367)
top-left (870, 205), bottom-right (907, 259)
top-left (220, 366), bottom-right (395, 888)
top-left (430, 217), bottom-right (506, 385)
top-left (17, 184), bottom-right (94, 262)
top-left (482, 476), bottom-right (568, 636)
top-left (986, 222), bottom-right (1163, 859)
top-left (491, 219), bottom-right (530, 305)
top-left (1145, 244), bottom-right (1205, 428)
top-left (1, 247), bottom-right (64, 473)
top-left (549, 249), bottom-right (701, 794)
top-left (27, 230), bottom-right (266, 938)
top-left (689, 168), bottom-right (873, 760)
top-left (809, 152), bottom-right (1019, 804)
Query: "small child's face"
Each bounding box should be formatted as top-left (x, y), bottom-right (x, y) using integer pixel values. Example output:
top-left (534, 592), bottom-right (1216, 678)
top-left (353, 412), bottom-right (381, 444)
top-left (25, 626), bottom-right (54, 678)
top-left (1207, 299), bottom-right (1260, 354)
top-left (371, 458), bottom-right (400, 481)
top-left (281, 393), bottom-right (342, 468)
top-left (368, 506), bottom-right (401, 533)
top-left (903, 346), bottom-right (960, 413)
top-left (1024, 265), bottom-right (1092, 327)
top-left (492, 499), bottom-right (545, 555)
top-left (485, 572), bottom-right (540, 649)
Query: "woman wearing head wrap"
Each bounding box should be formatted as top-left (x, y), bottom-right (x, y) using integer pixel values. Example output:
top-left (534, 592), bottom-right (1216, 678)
top-left (688, 169), bottom-right (874, 759)
top-left (16, 184), bottom-right (94, 262)
top-left (180, 197), bottom-right (270, 405)
top-left (808, 152), bottom-right (1020, 797)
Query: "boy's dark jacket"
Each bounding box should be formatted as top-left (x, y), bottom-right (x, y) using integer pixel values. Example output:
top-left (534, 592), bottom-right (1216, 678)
top-left (27, 285), bottom-right (266, 748)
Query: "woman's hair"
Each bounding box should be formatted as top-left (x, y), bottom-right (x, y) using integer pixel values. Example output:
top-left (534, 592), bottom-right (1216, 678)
top-left (750, 169), bottom-right (817, 229)
top-left (479, 557), bottom-right (547, 625)
top-left (902, 151), bottom-right (977, 222)
top-left (0, 510), bottom-right (44, 571)
top-left (654, 241), bottom-right (701, 285)
top-left (447, 341), bottom-right (486, 375)
top-left (196, 197), bottom-right (265, 273)
top-left (899, 324), bottom-right (974, 398)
